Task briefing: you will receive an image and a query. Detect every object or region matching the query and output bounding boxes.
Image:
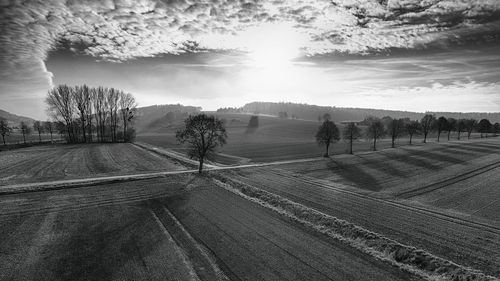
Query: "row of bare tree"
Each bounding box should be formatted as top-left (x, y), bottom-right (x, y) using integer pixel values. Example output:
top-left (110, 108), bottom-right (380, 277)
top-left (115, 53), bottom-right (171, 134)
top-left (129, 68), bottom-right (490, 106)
top-left (316, 114), bottom-right (500, 156)
top-left (46, 85), bottom-right (137, 143)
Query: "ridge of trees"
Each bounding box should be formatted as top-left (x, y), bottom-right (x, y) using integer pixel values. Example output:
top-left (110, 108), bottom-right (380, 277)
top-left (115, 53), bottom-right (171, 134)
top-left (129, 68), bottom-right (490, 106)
top-left (217, 102), bottom-right (500, 123)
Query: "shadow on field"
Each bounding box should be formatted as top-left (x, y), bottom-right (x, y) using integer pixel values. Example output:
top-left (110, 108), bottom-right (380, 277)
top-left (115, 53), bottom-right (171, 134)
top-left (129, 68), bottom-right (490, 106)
top-left (34, 207), bottom-right (156, 281)
top-left (356, 155), bottom-right (409, 179)
top-left (445, 142), bottom-right (500, 154)
top-left (327, 160), bottom-right (383, 191)
top-left (378, 151), bottom-right (441, 170)
top-left (402, 148), bottom-right (465, 165)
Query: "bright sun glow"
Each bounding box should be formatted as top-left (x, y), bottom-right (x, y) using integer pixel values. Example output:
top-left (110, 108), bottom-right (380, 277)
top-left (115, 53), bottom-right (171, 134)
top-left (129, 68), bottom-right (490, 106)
top-left (236, 22), bottom-right (307, 68)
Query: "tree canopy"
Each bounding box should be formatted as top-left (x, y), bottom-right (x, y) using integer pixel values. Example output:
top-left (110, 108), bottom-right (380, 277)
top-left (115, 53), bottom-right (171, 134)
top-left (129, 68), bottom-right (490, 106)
top-left (176, 114), bottom-right (227, 173)
top-left (316, 120), bottom-right (340, 157)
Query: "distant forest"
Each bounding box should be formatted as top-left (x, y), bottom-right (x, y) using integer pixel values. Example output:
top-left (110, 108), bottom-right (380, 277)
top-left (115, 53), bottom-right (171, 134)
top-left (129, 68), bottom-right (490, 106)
top-left (218, 102), bottom-right (500, 123)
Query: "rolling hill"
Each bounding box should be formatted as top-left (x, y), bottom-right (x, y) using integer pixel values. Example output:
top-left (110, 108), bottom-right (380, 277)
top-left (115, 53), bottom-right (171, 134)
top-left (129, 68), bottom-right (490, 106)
top-left (0, 109), bottom-right (35, 126)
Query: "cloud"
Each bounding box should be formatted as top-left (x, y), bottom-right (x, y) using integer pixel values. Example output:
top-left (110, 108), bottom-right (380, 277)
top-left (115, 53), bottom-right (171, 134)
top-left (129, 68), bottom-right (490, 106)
top-left (1, 0), bottom-right (499, 65)
top-left (1, 0), bottom-right (499, 119)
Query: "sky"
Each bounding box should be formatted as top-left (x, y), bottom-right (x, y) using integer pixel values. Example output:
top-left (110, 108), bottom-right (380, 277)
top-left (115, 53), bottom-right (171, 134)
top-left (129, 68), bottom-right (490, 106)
top-left (1, 0), bottom-right (500, 120)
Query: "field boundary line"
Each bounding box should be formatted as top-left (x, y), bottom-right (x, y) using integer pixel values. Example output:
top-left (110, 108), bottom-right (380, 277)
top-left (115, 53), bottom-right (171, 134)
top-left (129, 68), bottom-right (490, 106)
top-left (150, 210), bottom-right (201, 281)
top-left (211, 175), bottom-right (499, 281)
top-left (151, 203), bottom-right (230, 281)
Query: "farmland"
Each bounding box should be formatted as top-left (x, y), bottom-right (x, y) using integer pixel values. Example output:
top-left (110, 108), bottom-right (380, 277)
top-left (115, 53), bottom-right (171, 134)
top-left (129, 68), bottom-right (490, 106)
top-left (0, 174), bottom-right (421, 281)
top-left (275, 138), bottom-right (500, 222)
top-left (0, 135), bottom-right (499, 280)
top-left (0, 143), bottom-right (186, 185)
top-left (137, 112), bottom-right (488, 163)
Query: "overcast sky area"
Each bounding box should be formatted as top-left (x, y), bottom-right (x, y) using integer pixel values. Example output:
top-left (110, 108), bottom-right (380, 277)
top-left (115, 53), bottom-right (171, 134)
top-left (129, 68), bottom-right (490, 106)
top-left (1, 0), bottom-right (500, 119)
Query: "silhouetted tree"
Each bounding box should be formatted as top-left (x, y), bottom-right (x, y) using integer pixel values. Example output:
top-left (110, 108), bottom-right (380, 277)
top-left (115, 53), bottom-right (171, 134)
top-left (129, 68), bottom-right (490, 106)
top-left (33, 121), bottom-right (43, 143)
top-left (493, 122), bottom-right (500, 137)
top-left (119, 92), bottom-right (137, 142)
top-left (20, 121), bottom-right (30, 144)
top-left (457, 119), bottom-right (466, 140)
top-left (434, 116), bottom-right (448, 142)
top-left (44, 121), bottom-right (54, 142)
top-left (246, 115), bottom-right (259, 133)
top-left (478, 119), bottom-right (492, 138)
top-left (316, 120), bottom-right (340, 157)
top-left (420, 114), bottom-right (435, 143)
top-left (278, 111), bottom-right (288, 118)
top-left (365, 117), bottom-right (385, 151)
top-left (176, 114), bottom-right (227, 173)
top-left (46, 85), bottom-right (77, 143)
top-left (383, 117), bottom-right (405, 148)
top-left (323, 113), bottom-right (331, 121)
top-left (463, 119), bottom-right (477, 140)
top-left (405, 120), bottom-right (420, 145)
top-left (74, 85), bottom-right (90, 142)
top-left (446, 118), bottom-right (456, 141)
top-left (342, 122), bottom-right (361, 154)
top-left (0, 117), bottom-right (11, 145)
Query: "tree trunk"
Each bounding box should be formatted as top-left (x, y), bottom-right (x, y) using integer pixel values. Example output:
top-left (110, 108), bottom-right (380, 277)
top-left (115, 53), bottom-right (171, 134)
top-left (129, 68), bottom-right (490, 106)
top-left (409, 134), bottom-right (413, 145)
top-left (437, 131), bottom-right (440, 142)
top-left (373, 137), bottom-right (376, 151)
top-left (391, 137), bottom-right (395, 148)
top-left (349, 138), bottom-right (353, 154)
top-left (423, 132), bottom-right (427, 143)
top-left (38, 132), bottom-right (41, 143)
top-left (2, 135), bottom-right (5, 145)
top-left (198, 158), bottom-right (204, 173)
top-left (22, 131), bottom-right (26, 144)
top-left (447, 131), bottom-right (451, 141)
top-left (457, 131), bottom-right (461, 140)
top-left (325, 143), bottom-right (330, 157)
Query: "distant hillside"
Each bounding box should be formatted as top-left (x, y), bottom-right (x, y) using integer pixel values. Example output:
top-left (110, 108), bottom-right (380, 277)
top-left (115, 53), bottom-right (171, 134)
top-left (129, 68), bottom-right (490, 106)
top-left (229, 102), bottom-right (500, 123)
top-left (135, 104), bottom-right (201, 132)
top-left (0, 109), bottom-right (35, 126)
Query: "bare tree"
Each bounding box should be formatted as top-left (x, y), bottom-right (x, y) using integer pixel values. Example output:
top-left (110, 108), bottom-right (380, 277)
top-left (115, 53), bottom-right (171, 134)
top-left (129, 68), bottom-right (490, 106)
top-left (493, 122), bottom-right (500, 137)
top-left (420, 114), bottom-right (435, 143)
top-left (20, 121), bottom-right (30, 144)
top-left (46, 85), bottom-right (77, 143)
top-left (74, 85), bottom-right (91, 143)
top-left (107, 88), bottom-right (120, 142)
top-left (44, 121), bottom-right (54, 142)
top-left (119, 92), bottom-right (137, 142)
top-left (323, 113), bottom-right (331, 121)
top-left (478, 119), bottom-right (492, 138)
top-left (446, 118), bottom-right (456, 141)
top-left (316, 120), bottom-right (340, 157)
top-left (365, 117), bottom-right (385, 151)
top-left (457, 119), bottom-right (466, 140)
top-left (33, 121), bottom-right (43, 143)
top-left (383, 117), bottom-right (405, 148)
top-left (463, 119), bottom-right (477, 140)
top-left (405, 120), bottom-right (420, 145)
top-left (176, 114), bottom-right (227, 173)
top-left (434, 116), bottom-right (448, 142)
top-left (342, 122), bottom-right (361, 154)
top-left (0, 117), bottom-right (11, 145)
